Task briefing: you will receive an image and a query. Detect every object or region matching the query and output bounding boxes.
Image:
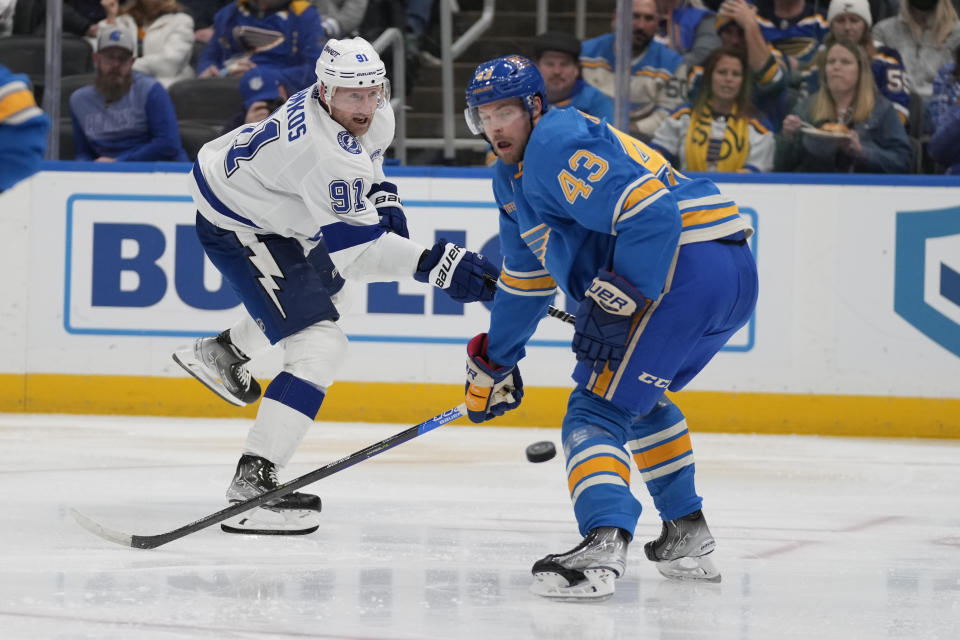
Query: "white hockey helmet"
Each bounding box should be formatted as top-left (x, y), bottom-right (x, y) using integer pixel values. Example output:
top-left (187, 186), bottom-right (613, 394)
top-left (315, 37), bottom-right (388, 105)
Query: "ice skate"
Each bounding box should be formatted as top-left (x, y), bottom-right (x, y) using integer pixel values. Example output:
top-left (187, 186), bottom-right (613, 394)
top-left (172, 330), bottom-right (262, 406)
top-left (220, 454), bottom-right (322, 535)
top-left (530, 527), bottom-right (630, 601)
top-left (644, 509), bottom-right (721, 583)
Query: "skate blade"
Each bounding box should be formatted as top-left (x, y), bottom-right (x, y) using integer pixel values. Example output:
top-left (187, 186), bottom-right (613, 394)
top-left (655, 552), bottom-right (721, 583)
top-left (172, 349), bottom-right (246, 407)
top-left (530, 568), bottom-right (617, 602)
top-left (220, 507), bottom-right (319, 536)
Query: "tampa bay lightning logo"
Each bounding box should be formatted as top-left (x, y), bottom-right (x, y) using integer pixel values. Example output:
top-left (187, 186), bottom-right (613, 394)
top-left (337, 130), bottom-right (362, 154)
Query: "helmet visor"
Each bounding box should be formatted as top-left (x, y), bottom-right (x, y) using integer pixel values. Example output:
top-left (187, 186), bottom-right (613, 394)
top-left (329, 80), bottom-right (391, 114)
top-left (464, 101), bottom-right (528, 136)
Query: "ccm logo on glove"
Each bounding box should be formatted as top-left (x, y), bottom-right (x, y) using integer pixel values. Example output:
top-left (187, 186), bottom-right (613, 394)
top-left (586, 280), bottom-right (638, 315)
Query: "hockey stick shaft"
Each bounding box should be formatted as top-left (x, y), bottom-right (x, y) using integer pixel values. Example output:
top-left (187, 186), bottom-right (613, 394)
top-left (71, 404), bottom-right (467, 549)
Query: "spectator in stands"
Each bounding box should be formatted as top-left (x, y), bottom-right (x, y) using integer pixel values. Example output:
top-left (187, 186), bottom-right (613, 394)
top-left (802, 0), bottom-right (911, 126)
top-left (1, 0), bottom-right (14, 36)
top-left (358, 0), bottom-right (435, 95)
top-left (689, 0), bottom-right (789, 129)
top-left (533, 31), bottom-right (614, 121)
top-left (220, 65), bottom-right (287, 133)
top-left (755, 0), bottom-right (830, 81)
top-left (775, 39), bottom-right (912, 172)
top-left (928, 43), bottom-right (960, 131)
top-left (926, 43), bottom-right (960, 169)
top-left (581, 0), bottom-right (686, 142)
top-left (873, 0), bottom-right (960, 98)
top-left (178, 0), bottom-right (231, 42)
top-left (196, 0), bottom-right (325, 93)
top-left (655, 0), bottom-right (722, 66)
top-left (96, 0), bottom-right (195, 88)
top-left (0, 63), bottom-right (49, 192)
top-left (653, 45), bottom-right (774, 171)
top-left (315, 0), bottom-right (368, 39)
top-left (70, 26), bottom-right (187, 161)
top-left (12, 0), bottom-right (107, 37)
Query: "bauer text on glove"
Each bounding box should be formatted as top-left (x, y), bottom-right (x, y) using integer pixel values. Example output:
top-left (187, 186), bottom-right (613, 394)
top-left (368, 181), bottom-right (408, 238)
top-left (413, 240), bottom-right (499, 303)
top-left (572, 270), bottom-right (652, 374)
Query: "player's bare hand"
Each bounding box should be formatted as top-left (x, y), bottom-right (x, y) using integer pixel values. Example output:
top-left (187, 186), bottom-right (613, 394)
top-left (782, 114), bottom-right (803, 137)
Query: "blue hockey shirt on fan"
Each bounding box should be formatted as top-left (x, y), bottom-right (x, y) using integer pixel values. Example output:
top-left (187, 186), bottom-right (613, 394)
top-left (69, 72), bottom-right (187, 162)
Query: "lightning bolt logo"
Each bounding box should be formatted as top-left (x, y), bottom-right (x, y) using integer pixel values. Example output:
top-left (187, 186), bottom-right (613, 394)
top-left (248, 243), bottom-right (286, 319)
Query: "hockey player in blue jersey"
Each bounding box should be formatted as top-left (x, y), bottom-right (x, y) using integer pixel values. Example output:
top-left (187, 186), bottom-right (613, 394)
top-left (462, 55), bottom-right (758, 600)
top-left (0, 64), bottom-right (49, 193)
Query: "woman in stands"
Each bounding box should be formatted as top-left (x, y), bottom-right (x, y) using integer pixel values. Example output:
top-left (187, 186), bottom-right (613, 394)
top-left (872, 0), bottom-right (960, 99)
top-left (98, 0), bottom-right (195, 87)
top-left (801, 0), bottom-right (911, 128)
top-left (776, 39), bottom-right (912, 173)
top-left (652, 45), bottom-right (775, 172)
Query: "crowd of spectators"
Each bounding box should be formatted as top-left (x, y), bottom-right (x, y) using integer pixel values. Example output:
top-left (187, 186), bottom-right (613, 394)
top-left (573, 0), bottom-right (960, 173)
top-left (1, 0), bottom-right (959, 174)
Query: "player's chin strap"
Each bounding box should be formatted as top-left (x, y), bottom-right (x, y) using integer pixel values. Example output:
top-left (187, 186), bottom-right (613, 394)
top-left (482, 273), bottom-right (575, 326)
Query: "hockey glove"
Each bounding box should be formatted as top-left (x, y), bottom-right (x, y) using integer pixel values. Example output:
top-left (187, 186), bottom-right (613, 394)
top-left (464, 333), bottom-right (524, 423)
top-left (368, 181), bottom-right (408, 238)
top-left (414, 240), bottom-right (499, 302)
top-left (573, 270), bottom-right (652, 374)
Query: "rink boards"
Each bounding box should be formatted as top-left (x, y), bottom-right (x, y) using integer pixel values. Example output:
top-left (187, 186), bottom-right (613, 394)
top-left (0, 163), bottom-right (958, 437)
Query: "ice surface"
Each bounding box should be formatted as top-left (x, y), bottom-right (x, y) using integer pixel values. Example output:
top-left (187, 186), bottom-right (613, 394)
top-left (1, 412), bottom-right (958, 639)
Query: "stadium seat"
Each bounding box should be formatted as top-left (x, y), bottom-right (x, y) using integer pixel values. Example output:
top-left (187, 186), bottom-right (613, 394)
top-left (168, 77), bottom-right (242, 127)
top-left (178, 120), bottom-right (223, 161)
top-left (0, 35), bottom-right (93, 91)
top-left (58, 117), bottom-right (75, 160)
top-left (59, 74), bottom-right (95, 115)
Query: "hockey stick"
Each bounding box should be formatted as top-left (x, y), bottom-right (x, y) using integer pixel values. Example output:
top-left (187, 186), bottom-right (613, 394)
top-left (70, 404), bottom-right (468, 549)
top-left (546, 305), bottom-right (575, 325)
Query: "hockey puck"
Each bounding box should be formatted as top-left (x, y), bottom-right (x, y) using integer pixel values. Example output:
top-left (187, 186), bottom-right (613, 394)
top-left (526, 441), bottom-right (557, 463)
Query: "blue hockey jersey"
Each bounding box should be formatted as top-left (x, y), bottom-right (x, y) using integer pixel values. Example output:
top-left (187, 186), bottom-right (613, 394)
top-left (0, 64), bottom-right (49, 192)
top-left (486, 108), bottom-right (752, 367)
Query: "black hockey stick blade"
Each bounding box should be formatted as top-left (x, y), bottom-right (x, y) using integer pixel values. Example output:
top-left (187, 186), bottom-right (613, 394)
top-left (70, 403), bottom-right (468, 549)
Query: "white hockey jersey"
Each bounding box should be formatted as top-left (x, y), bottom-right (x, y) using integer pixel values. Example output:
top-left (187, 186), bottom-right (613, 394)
top-left (190, 85), bottom-right (422, 281)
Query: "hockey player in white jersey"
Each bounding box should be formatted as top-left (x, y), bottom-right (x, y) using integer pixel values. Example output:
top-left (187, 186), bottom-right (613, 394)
top-left (177, 37), bottom-right (498, 535)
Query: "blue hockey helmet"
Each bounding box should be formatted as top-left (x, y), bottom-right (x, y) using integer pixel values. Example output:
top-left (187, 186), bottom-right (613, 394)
top-left (464, 55), bottom-right (547, 135)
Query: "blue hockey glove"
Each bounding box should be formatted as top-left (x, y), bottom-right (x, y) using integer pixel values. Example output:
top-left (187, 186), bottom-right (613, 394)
top-left (368, 181), bottom-right (408, 238)
top-left (573, 270), bottom-right (652, 374)
top-left (464, 333), bottom-right (524, 423)
top-left (414, 240), bottom-right (499, 302)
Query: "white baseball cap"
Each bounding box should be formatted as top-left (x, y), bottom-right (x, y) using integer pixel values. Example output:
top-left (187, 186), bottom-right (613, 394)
top-left (97, 26), bottom-right (136, 55)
